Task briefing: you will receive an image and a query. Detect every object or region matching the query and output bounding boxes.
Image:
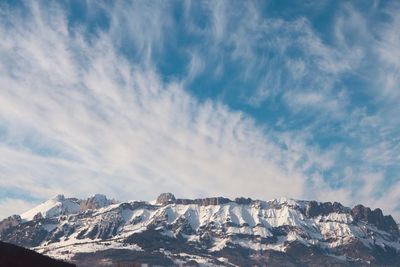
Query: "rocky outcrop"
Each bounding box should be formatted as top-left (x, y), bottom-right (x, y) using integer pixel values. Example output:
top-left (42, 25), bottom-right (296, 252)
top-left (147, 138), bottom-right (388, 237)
top-left (0, 218), bottom-right (50, 247)
top-left (305, 201), bottom-right (350, 217)
top-left (0, 215), bottom-right (21, 233)
top-left (79, 194), bottom-right (114, 212)
top-left (156, 193), bottom-right (176, 205)
top-left (351, 204), bottom-right (399, 236)
top-left (303, 200), bottom-right (400, 238)
top-left (234, 197), bottom-right (254, 205)
top-left (175, 197), bottom-right (232, 206)
top-left (33, 212), bottom-right (43, 220)
top-left (156, 193), bottom-right (232, 206)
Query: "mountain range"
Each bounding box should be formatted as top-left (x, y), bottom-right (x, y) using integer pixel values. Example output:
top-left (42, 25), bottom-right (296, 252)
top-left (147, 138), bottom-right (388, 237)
top-left (1, 193), bottom-right (400, 266)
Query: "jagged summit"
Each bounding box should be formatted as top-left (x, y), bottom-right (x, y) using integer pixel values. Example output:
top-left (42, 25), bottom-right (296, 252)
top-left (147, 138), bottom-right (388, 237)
top-left (1, 194), bottom-right (399, 266)
top-left (155, 192), bottom-right (232, 206)
top-left (79, 194), bottom-right (116, 212)
top-left (156, 192), bottom-right (176, 205)
top-left (20, 195), bottom-right (80, 221)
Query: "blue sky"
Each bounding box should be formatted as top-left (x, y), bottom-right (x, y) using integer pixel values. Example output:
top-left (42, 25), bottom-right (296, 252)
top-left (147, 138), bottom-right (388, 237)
top-left (1, 0), bottom-right (400, 220)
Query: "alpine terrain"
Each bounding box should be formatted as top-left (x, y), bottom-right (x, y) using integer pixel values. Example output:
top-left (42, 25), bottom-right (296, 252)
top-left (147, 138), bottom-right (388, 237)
top-left (0, 193), bottom-right (399, 266)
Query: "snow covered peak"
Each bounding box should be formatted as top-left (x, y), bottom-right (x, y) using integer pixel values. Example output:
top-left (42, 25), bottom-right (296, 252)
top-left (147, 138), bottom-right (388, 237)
top-left (19, 194), bottom-right (117, 221)
top-left (20, 195), bottom-right (80, 221)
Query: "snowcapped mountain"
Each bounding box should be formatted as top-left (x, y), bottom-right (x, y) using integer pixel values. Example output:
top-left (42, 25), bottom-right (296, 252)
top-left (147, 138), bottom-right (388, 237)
top-left (1, 193), bottom-right (400, 266)
top-left (19, 194), bottom-right (116, 221)
top-left (20, 195), bottom-right (80, 221)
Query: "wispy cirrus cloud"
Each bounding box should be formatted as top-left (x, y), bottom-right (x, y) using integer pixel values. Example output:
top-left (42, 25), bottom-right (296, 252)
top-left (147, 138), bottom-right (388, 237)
top-left (0, 1), bottom-right (400, 222)
top-left (0, 1), bottom-right (319, 219)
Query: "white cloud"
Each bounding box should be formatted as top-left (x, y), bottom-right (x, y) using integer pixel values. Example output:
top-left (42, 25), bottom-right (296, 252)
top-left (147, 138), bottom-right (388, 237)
top-left (0, 1), bottom-right (320, 219)
top-left (186, 51), bottom-right (205, 82)
top-left (375, 4), bottom-right (400, 101)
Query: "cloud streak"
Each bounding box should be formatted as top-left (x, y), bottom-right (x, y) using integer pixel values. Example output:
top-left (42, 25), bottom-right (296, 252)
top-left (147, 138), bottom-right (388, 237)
top-left (0, 1), bottom-right (400, 221)
top-left (0, 2), bottom-right (313, 218)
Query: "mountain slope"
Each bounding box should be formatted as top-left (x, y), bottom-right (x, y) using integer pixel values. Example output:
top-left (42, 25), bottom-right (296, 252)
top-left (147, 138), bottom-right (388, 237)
top-left (0, 240), bottom-right (75, 267)
top-left (20, 195), bottom-right (80, 221)
top-left (1, 193), bottom-right (400, 266)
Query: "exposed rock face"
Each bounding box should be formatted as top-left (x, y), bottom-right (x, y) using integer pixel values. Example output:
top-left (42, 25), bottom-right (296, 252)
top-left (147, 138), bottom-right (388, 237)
top-left (0, 218), bottom-right (50, 247)
top-left (79, 194), bottom-right (114, 212)
top-left (0, 215), bottom-right (21, 232)
top-left (234, 197), bottom-right (253, 205)
top-left (156, 193), bottom-right (233, 206)
top-left (305, 201), bottom-right (350, 217)
top-left (175, 197), bottom-right (232, 206)
top-left (351, 204), bottom-right (399, 236)
top-left (33, 212), bottom-right (43, 221)
top-left (156, 192), bottom-right (176, 205)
